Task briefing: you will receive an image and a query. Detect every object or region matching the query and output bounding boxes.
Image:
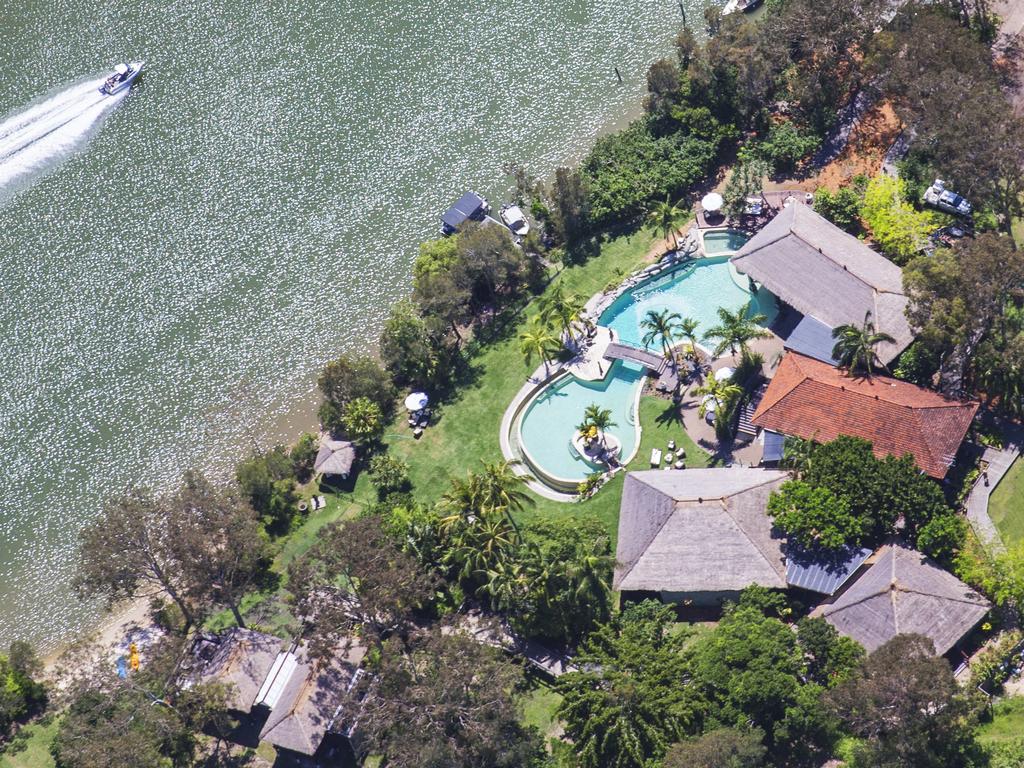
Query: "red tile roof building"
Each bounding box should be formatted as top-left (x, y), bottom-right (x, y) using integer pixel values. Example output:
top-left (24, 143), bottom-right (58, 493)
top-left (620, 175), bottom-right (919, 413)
top-left (752, 353), bottom-right (979, 478)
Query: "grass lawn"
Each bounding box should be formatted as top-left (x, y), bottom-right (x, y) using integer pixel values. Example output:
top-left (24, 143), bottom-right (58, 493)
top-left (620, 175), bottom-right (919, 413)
top-left (0, 717), bottom-right (60, 768)
top-left (979, 696), bottom-right (1024, 745)
top-left (384, 228), bottom-right (673, 539)
top-left (214, 228), bottom-right (673, 630)
top-left (989, 458), bottom-right (1024, 546)
top-left (521, 676), bottom-right (564, 741)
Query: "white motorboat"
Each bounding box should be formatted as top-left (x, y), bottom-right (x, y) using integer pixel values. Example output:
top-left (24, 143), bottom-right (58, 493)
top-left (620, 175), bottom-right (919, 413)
top-left (499, 204), bottom-right (530, 236)
top-left (99, 61), bottom-right (144, 96)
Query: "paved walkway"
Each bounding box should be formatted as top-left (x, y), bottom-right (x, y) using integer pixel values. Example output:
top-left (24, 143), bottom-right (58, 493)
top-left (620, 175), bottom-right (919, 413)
top-left (965, 425), bottom-right (1024, 554)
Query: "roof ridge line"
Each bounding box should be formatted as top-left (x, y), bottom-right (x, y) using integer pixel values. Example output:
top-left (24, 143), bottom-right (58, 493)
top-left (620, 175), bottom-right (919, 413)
top-left (819, 586), bottom-right (891, 616)
top-left (892, 584), bottom-right (989, 607)
top-left (615, 476), bottom-right (679, 586)
top-left (718, 484), bottom-right (786, 580)
top-left (787, 226), bottom-right (877, 293)
top-left (735, 230), bottom-right (791, 260)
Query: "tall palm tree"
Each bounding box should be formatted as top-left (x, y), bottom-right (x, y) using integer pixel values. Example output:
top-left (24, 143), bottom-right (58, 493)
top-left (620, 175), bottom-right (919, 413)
top-left (582, 404), bottom-right (617, 449)
top-left (539, 284), bottom-right (585, 341)
top-left (831, 312), bottom-right (896, 378)
top-left (477, 459), bottom-right (534, 532)
top-left (438, 473), bottom-right (485, 532)
top-left (519, 317), bottom-right (560, 373)
top-left (691, 371), bottom-right (742, 420)
top-left (703, 306), bottom-right (771, 357)
top-left (478, 557), bottom-right (528, 613)
top-left (647, 194), bottom-right (684, 247)
top-left (641, 308), bottom-right (683, 360)
top-left (677, 316), bottom-right (701, 359)
top-left (446, 510), bottom-right (517, 583)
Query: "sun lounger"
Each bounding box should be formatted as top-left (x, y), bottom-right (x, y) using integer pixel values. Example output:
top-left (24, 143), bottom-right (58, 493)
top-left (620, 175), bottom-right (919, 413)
top-left (315, 495), bottom-right (326, 510)
top-left (650, 448), bottom-right (662, 467)
top-left (667, 440), bottom-right (676, 451)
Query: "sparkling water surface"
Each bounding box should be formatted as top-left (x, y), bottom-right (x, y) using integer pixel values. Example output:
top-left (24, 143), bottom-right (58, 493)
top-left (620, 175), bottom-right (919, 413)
top-left (0, 1), bottom-right (719, 648)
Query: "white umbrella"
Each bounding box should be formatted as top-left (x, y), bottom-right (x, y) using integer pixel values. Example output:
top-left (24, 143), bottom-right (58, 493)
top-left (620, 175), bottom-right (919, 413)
top-left (701, 192), bottom-right (724, 212)
top-left (404, 391), bottom-right (429, 411)
top-left (715, 366), bottom-right (735, 381)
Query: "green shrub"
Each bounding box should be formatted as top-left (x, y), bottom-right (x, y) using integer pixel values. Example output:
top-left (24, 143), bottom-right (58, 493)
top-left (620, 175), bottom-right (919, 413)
top-left (758, 122), bottom-right (820, 174)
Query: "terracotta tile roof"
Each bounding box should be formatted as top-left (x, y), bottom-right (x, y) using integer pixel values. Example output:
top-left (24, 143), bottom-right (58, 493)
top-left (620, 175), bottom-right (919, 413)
top-left (752, 353), bottom-right (978, 478)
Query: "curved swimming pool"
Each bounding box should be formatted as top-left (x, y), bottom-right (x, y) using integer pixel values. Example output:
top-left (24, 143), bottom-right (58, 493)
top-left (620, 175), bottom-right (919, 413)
top-left (598, 256), bottom-right (777, 349)
top-left (517, 360), bottom-right (645, 488)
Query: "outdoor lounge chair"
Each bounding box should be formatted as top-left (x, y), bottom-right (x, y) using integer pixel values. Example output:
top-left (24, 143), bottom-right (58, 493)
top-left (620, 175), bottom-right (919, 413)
top-left (650, 448), bottom-right (662, 467)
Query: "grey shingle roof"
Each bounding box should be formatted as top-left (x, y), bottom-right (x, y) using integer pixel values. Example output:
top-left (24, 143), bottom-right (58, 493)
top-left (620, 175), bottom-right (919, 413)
top-left (731, 204), bottom-right (914, 364)
top-left (818, 544), bottom-right (990, 654)
top-left (614, 469), bottom-right (790, 593)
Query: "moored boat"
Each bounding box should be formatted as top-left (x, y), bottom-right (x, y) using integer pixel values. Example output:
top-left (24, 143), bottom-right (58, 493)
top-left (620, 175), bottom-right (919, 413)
top-left (499, 204), bottom-right (530, 236)
top-left (99, 61), bottom-right (144, 96)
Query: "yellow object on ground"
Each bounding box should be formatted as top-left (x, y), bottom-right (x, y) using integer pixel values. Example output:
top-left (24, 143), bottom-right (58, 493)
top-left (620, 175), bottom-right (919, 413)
top-left (129, 642), bottom-right (140, 671)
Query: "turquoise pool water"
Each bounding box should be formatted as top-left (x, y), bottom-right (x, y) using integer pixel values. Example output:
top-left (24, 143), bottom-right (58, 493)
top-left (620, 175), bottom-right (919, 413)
top-left (599, 257), bottom-right (777, 350)
top-left (518, 360), bottom-right (645, 484)
top-left (703, 228), bottom-right (751, 255)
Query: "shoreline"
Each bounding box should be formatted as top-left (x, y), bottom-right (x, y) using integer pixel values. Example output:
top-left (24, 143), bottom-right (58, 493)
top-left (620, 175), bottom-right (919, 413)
top-left (37, 77), bottom-right (657, 668)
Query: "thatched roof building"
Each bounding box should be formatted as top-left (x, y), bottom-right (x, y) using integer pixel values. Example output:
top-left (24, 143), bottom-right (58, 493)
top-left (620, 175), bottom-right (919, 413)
top-left (614, 469), bottom-right (790, 602)
top-left (194, 628), bottom-right (283, 713)
top-left (817, 544), bottom-right (989, 654)
top-left (730, 204), bottom-right (914, 364)
top-left (257, 641), bottom-right (367, 756)
top-left (314, 438), bottom-right (356, 479)
top-left (752, 352), bottom-right (978, 478)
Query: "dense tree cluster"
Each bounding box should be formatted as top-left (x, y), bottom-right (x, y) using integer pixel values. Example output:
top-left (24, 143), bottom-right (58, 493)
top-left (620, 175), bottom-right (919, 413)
top-left (773, 436), bottom-right (963, 559)
top-left (557, 595), bottom-right (863, 768)
top-left (75, 471), bottom-right (273, 631)
top-left (0, 642), bottom-right (46, 746)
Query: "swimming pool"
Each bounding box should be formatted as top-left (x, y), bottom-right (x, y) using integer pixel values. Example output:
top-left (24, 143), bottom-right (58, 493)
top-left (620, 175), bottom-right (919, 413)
top-left (598, 256), bottom-right (777, 350)
top-left (517, 360), bottom-right (645, 487)
top-left (702, 228), bottom-right (751, 255)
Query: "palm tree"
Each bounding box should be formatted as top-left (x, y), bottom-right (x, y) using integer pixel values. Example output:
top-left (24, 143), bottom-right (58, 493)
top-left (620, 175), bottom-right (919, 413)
top-left (446, 511), bottom-right (517, 583)
top-left (647, 194), bottom-right (684, 247)
top-left (538, 284), bottom-right (585, 342)
top-left (677, 316), bottom-right (700, 359)
top-left (478, 557), bottom-right (528, 613)
top-left (582, 404), bottom-right (617, 449)
top-left (831, 311), bottom-right (896, 378)
top-left (519, 317), bottom-right (560, 374)
top-left (438, 473), bottom-right (485, 532)
top-left (641, 308), bottom-right (683, 360)
top-left (477, 459), bottom-right (534, 531)
top-left (703, 306), bottom-right (771, 358)
top-left (691, 371), bottom-right (742, 420)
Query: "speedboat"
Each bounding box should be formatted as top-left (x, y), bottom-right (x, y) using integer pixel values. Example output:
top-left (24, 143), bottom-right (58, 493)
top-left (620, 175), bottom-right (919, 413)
top-left (499, 204), bottom-right (530, 236)
top-left (99, 61), bottom-right (144, 96)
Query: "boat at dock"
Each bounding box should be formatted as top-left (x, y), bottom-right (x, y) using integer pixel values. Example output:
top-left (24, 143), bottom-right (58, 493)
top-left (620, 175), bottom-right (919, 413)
top-left (99, 62), bottom-right (144, 96)
top-left (499, 204), bottom-right (529, 236)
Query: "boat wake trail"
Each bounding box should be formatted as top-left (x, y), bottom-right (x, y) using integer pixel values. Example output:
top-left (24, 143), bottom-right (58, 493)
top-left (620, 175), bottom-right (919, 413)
top-left (0, 76), bottom-right (128, 199)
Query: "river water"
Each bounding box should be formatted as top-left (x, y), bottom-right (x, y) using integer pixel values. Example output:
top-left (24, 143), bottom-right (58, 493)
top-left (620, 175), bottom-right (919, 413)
top-left (0, 0), bottom-right (707, 649)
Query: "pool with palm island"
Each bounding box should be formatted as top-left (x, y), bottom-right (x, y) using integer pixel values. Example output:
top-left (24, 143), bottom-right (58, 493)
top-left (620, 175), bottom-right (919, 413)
top-left (598, 256), bottom-right (776, 350)
top-left (513, 240), bottom-right (777, 492)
